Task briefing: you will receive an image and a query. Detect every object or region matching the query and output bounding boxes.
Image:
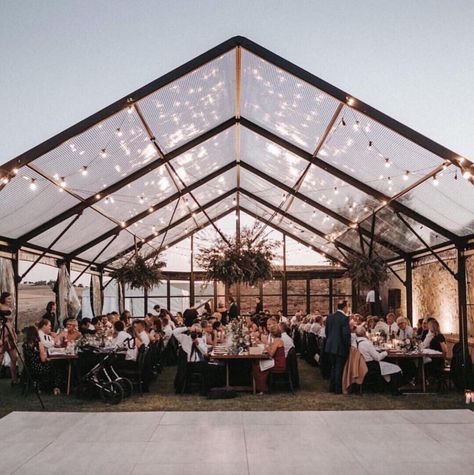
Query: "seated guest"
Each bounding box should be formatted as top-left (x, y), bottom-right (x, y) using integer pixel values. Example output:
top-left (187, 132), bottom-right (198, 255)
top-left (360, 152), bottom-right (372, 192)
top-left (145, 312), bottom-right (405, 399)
top-left (373, 316), bottom-right (388, 335)
top-left (423, 318), bottom-right (447, 377)
top-left (211, 321), bottom-right (225, 346)
top-left (112, 321), bottom-right (132, 348)
top-left (415, 318), bottom-right (424, 337)
top-left (79, 318), bottom-right (95, 335)
top-left (109, 311), bottom-right (120, 324)
top-left (161, 317), bottom-right (173, 348)
top-left (366, 316), bottom-right (377, 333)
top-left (22, 326), bottom-right (63, 395)
top-left (420, 318), bottom-right (430, 341)
top-left (310, 316), bottom-right (323, 335)
top-left (277, 310), bottom-right (289, 324)
top-left (386, 313), bottom-right (399, 337)
top-left (396, 317), bottom-right (413, 339)
top-left (58, 319), bottom-right (82, 345)
top-left (353, 326), bottom-right (402, 395)
top-left (120, 310), bottom-right (132, 327)
top-left (41, 301), bottom-right (58, 331)
top-left (201, 320), bottom-right (214, 346)
top-left (149, 317), bottom-right (163, 344)
top-left (37, 319), bottom-right (56, 349)
top-left (279, 322), bottom-right (295, 357)
top-left (252, 325), bottom-right (286, 394)
top-left (183, 305), bottom-right (199, 327)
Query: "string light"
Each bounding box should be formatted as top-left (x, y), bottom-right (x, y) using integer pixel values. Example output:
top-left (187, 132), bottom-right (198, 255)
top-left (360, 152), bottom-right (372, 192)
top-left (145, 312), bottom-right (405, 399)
top-left (101, 149), bottom-right (107, 158)
top-left (148, 207), bottom-right (154, 213)
top-left (463, 169), bottom-right (472, 180)
top-left (29, 178), bottom-right (37, 191)
top-left (95, 193), bottom-right (101, 200)
top-left (105, 197), bottom-right (110, 204)
top-left (139, 196), bottom-right (145, 205)
top-left (432, 175), bottom-right (439, 186)
top-left (81, 166), bottom-right (88, 176)
top-left (333, 187), bottom-right (339, 195)
top-left (59, 177), bottom-right (67, 188)
top-left (368, 141), bottom-right (373, 149)
top-left (387, 177), bottom-right (392, 185)
top-left (116, 128), bottom-right (123, 137)
top-left (12, 168), bottom-right (18, 175)
top-left (120, 221), bottom-right (126, 228)
top-left (127, 105), bottom-right (133, 114)
top-left (403, 170), bottom-right (410, 181)
top-left (385, 158), bottom-right (391, 168)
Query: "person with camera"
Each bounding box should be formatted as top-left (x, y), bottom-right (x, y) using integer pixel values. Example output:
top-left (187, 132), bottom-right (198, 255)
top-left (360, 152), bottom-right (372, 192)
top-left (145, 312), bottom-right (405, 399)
top-left (0, 292), bottom-right (19, 385)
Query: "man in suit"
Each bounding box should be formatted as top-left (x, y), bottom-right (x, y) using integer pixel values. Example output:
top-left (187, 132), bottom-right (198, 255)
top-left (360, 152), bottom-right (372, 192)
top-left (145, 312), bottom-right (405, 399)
top-left (228, 297), bottom-right (239, 321)
top-left (325, 301), bottom-right (351, 394)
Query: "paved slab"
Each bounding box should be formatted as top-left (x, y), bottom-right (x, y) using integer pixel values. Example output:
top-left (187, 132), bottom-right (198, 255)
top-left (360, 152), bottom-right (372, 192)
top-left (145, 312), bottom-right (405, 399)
top-left (0, 410), bottom-right (473, 474)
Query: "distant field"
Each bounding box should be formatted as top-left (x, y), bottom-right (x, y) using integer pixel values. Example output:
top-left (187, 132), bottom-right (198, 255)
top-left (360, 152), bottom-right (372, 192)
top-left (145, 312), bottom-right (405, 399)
top-left (17, 284), bottom-right (83, 329)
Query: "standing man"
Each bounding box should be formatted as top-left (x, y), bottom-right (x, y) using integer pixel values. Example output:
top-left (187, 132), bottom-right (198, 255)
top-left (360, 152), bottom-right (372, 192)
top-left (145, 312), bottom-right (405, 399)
top-left (325, 301), bottom-right (351, 394)
top-left (255, 297), bottom-right (263, 315)
top-left (228, 297), bottom-right (239, 321)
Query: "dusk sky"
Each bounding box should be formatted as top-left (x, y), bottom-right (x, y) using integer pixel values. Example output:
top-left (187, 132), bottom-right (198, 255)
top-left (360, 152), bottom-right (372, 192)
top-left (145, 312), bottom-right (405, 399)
top-left (1, 0), bottom-right (473, 165)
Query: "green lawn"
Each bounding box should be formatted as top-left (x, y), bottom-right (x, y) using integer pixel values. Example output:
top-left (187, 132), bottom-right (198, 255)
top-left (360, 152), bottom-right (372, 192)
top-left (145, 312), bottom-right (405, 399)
top-left (0, 359), bottom-right (470, 418)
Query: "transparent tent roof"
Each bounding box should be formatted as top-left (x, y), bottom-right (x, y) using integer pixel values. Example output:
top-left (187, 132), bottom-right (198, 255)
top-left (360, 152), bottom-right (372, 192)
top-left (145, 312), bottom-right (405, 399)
top-left (1, 36), bottom-right (472, 272)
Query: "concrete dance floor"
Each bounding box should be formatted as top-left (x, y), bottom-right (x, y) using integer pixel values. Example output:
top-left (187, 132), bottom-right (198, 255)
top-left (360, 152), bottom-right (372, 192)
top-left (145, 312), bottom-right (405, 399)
top-left (0, 410), bottom-right (473, 474)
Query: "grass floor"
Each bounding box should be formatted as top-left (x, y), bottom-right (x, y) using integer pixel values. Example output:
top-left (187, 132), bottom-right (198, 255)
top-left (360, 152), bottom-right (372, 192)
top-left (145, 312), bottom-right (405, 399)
top-left (0, 358), bottom-right (470, 418)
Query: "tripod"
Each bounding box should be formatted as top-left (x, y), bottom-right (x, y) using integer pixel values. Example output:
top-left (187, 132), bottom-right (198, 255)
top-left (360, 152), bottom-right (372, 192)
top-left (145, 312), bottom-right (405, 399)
top-left (0, 317), bottom-right (45, 409)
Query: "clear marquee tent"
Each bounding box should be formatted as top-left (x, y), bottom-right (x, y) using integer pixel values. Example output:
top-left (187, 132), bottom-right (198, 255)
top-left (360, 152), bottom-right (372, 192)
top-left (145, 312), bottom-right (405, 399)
top-left (0, 36), bottom-right (473, 346)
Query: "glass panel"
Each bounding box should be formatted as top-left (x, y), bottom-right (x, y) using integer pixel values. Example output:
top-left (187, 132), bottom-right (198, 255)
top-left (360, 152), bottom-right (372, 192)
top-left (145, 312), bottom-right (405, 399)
top-left (124, 285), bottom-right (145, 297)
top-left (333, 277), bottom-right (352, 295)
top-left (241, 49), bottom-right (340, 153)
top-left (124, 297), bottom-right (145, 316)
top-left (148, 297), bottom-right (167, 312)
top-left (317, 106), bottom-right (444, 196)
top-left (287, 280), bottom-right (306, 294)
top-left (287, 295), bottom-right (306, 314)
top-left (170, 127), bottom-right (235, 185)
top-left (93, 165), bottom-right (175, 221)
top-left (262, 295), bottom-right (282, 314)
top-left (31, 207), bottom-right (116, 254)
top-left (310, 296), bottom-right (330, 315)
top-left (310, 279), bottom-right (329, 294)
top-left (359, 208), bottom-right (447, 253)
top-left (170, 297), bottom-right (190, 314)
top-left (0, 167), bottom-right (79, 238)
top-left (33, 108), bottom-right (154, 198)
top-left (78, 230), bottom-right (136, 264)
top-left (240, 128), bottom-right (307, 187)
top-left (299, 164), bottom-right (380, 221)
top-left (149, 284), bottom-right (167, 297)
top-left (240, 168), bottom-right (288, 207)
top-left (263, 279), bottom-right (282, 294)
top-left (194, 281), bottom-right (214, 297)
top-left (138, 50), bottom-right (236, 152)
top-left (170, 280), bottom-right (190, 297)
top-left (103, 278), bottom-right (120, 314)
top-left (398, 165), bottom-right (474, 236)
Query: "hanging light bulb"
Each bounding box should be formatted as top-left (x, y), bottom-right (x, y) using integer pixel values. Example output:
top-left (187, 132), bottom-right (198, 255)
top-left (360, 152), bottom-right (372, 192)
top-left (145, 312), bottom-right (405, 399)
top-left (463, 168), bottom-right (472, 180)
top-left (120, 221), bottom-right (126, 228)
top-left (60, 177), bottom-right (67, 188)
top-left (148, 207), bottom-right (154, 213)
top-left (432, 175), bottom-right (439, 186)
top-left (29, 178), bottom-right (37, 191)
top-left (387, 177), bottom-right (392, 185)
top-left (139, 196), bottom-right (144, 205)
top-left (105, 197), bottom-right (110, 204)
top-left (368, 141), bottom-right (373, 149)
top-left (334, 187), bottom-right (339, 195)
top-left (127, 104), bottom-right (133, 114)
top-left (232, 197), bottom-right (237, 205)
top-left (403, 170), bottom-right (409, 181)
top-left (81, 166), bottom-right (88, 176)
top-left (101, 149), bottom-right (107, 158)
top-left (385, 158), bottom-right (391, 168)
top-left (282, 193), bottom-right (287, 201)
top-left (116, 128), bottom-right (123, 137)
top-left (341, 117), bottom-right (346, 126)
top-left (12, 168), bottom-right (18, 175)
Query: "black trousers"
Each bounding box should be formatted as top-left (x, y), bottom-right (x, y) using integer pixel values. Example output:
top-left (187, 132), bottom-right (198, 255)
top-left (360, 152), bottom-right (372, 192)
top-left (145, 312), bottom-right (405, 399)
top-left (329, 354), bottom-right (347, 394)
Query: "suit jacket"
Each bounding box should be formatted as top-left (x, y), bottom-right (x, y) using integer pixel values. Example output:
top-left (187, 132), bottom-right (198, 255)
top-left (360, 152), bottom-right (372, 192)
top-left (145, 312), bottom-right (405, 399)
top-left (228, 302), bottom-right (239, 320)
top-left (325, 310), bottom-right (351, 357)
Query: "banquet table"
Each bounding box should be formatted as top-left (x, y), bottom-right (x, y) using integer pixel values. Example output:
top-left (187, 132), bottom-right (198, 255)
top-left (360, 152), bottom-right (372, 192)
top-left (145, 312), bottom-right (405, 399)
top-left (210, 352), bottom-right (271, 394)
top-left (384, 350), bottom-right (444, 393)
top-left (47, 353), bottom-right (78, 395)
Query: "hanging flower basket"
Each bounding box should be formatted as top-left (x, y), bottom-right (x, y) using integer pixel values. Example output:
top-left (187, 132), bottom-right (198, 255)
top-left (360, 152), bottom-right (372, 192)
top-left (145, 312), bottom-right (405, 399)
top-left (345, 253), bottom-right (388, 289)
top-left (111, 255), bottom-right (166, 291)
top-left (196, 226), bottom-right (276, 286)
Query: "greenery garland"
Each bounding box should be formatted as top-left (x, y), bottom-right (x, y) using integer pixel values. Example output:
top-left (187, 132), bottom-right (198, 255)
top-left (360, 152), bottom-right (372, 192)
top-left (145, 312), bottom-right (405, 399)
top-left (196, 225), bottom-right (277, 286)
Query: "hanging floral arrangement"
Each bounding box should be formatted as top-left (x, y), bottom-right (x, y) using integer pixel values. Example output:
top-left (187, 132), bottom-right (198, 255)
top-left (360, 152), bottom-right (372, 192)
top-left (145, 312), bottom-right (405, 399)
top-left (345, 253), bottom-right (388, 289)
top-left (196, 225), bottom-right (277, 286)
top-left (111, 255), bottom-right (166, 291)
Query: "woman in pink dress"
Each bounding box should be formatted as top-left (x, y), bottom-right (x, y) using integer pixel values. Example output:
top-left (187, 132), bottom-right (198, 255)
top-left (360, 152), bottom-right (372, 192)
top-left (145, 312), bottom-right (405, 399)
top-left (252, 324), bottom-right (286, 394)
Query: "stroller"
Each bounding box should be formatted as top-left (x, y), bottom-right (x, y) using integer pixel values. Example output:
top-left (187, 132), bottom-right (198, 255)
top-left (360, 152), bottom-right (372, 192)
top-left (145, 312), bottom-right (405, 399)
top-left (76, 344), bottom-right (133, 405)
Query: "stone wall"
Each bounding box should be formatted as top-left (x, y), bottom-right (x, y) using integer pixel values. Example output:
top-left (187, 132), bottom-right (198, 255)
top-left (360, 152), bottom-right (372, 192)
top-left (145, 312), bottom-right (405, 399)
top-left (382, 251), bottom-right (474, 337)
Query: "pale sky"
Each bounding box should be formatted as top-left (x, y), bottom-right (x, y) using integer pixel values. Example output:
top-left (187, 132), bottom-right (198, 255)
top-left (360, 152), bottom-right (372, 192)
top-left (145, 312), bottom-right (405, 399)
top-left (1, 0), bottom-right (474, 166)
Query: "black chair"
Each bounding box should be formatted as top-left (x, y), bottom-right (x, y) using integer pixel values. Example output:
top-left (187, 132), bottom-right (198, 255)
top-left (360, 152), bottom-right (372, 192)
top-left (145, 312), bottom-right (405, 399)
top-left (268, 347), bottom-right (297, 394)
top-left (173, 347), bottom-right (206, 395)
top-left (118, 346), bottom-right (153, 394)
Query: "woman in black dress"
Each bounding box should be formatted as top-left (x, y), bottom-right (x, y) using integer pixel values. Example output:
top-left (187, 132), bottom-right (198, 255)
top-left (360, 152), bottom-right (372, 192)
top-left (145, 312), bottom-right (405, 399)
top-left (22, 326), bottom-right (63, 395)
top-left (425, 318), bottom-right (447, 377)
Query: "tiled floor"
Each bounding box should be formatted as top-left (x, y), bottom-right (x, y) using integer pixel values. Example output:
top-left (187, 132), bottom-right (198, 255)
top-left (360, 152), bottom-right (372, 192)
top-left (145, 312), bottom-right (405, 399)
top-left (1, 410), bottom-right (473, 474)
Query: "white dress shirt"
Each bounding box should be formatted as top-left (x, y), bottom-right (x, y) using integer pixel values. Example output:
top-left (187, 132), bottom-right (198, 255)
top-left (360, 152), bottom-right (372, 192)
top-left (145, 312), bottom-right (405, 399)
top-left (281, 332), bottom-right (295, 357)
top-left (373, 321), bottom-right (389, 334)
top-left (113, 330), bottom-right (132, 348)
top-left (309, 323), bottom-right (322, 335)
top-left (173, 327), bottom-right (208, 362)
top-left (38, 330), bottom-right (55, 349)
top-left (354, 337), bottom-right (401, 377)
top-left (387, 322), bottom-right (399, 336)
top-left (125, 330), bottom-right (150, 361)
top-left (396, 326), bottom-right (413, 339)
